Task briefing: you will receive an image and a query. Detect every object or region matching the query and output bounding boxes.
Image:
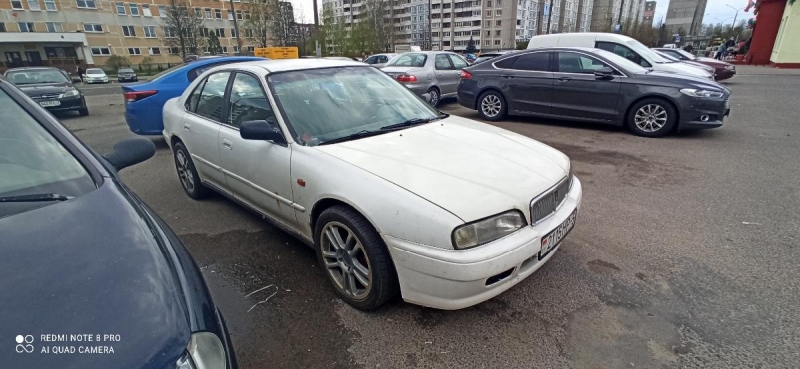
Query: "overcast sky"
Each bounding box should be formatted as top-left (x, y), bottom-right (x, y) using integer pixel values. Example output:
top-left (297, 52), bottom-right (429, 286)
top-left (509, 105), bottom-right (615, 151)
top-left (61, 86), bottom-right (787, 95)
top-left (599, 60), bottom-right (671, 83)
top-left (289, 0), bottom-right (756, 26)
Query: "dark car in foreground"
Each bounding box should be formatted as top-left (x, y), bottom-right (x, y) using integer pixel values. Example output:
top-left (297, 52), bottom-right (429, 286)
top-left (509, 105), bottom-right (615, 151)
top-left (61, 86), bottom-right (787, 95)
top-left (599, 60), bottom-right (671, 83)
top-left (0, 79), bottom-right (235, 369)
top-left (117, 67), bottom-right (138, 82)
top-left (653, 47), bottom-right (736, 81)
top-left (4, 67), bottom-right (88, 116)
top-left (458, 47), bottom-right (731, 137)
top-left (124, 56), bottom-right (263, 135)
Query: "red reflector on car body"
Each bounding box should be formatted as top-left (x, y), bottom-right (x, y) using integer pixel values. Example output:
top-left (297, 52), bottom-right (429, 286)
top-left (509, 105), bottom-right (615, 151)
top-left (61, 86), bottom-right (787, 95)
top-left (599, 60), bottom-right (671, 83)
top-left (123, 90), bottom-right (158, 103)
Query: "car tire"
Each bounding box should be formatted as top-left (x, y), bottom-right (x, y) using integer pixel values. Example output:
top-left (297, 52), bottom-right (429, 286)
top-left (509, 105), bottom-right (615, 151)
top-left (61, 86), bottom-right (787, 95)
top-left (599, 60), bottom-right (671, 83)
top-left (477, 90), bottom-right (507, 121)
top-left (314, 205), bottom-right (399, 311)
top-left (427, 87), bottom-right (440, 108)
top-left (627, 98), bottom-right (677, 138)
top-left (173, 141), bottom-right (209, 199)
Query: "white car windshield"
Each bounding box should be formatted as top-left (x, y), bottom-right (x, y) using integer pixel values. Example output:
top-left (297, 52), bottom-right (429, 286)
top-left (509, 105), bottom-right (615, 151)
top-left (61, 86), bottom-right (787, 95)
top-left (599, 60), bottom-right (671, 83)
top-left (268, 66), bottom-right (440, 146)
top-left (86, 68), bottom-right (105, 75)
top-left (673, 49), bottom-right (698, 60)
top-left (594, 50), bottom-right (648, 74)
top-left (626, 40), bottom-right (673, 64)
top-left (386, 53), bottom-right (428, 67)
top-left (6, 69), bottom-right (69, 85)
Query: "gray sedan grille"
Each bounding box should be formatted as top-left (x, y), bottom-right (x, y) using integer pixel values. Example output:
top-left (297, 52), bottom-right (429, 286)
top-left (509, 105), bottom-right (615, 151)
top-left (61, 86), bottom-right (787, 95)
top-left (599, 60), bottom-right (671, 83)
top-left (530, 176), bottom-right (572, 224)
top-left (31, 93), bottom-right (60, 99)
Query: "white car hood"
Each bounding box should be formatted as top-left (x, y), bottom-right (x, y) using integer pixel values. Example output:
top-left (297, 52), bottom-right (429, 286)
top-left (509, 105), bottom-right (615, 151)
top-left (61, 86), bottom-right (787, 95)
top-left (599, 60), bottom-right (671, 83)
top-left (655, 62), bottom-right (711, 78)
top-left (314, 115), bottom-right (570, 222)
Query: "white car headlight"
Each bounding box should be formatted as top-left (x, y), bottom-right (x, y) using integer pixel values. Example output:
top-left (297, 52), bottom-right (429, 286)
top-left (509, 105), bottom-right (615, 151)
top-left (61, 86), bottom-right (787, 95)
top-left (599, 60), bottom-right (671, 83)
top-left (725, 65), bottom-right (735, 70)
top-left (680, 88), bottom-right (724, 98)
top-left (452, 210), bottom-right (526, 249)
top-left (175, 332), bottom-right (226, 369)
top-left (62, 89), bottom-right (80, 98)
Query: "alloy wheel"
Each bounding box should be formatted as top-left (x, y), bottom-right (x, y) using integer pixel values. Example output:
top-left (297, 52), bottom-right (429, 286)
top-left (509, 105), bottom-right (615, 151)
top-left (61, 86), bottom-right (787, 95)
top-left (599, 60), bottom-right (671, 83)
top-left (481, 94), bottom-right (502, 118)
top-left (320, 221), bottom-right (372, 300)
top-left (175, 150), bottom-right (195, 192)
top-left (634, 104), bottom-right (668, 132)
top-left (429, 90), bottom-right (439, 106)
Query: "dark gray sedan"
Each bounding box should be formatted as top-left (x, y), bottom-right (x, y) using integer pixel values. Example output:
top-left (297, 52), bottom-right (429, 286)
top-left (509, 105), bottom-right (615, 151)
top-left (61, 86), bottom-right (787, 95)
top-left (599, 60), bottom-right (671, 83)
top-left (457, 47), bottom-right (731, 137)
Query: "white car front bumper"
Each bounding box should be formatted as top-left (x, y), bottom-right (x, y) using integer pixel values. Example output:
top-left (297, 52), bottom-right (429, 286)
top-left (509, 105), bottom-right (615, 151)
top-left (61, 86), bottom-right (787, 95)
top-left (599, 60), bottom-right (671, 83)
top-left (384, 176), bottom-right (582, 310)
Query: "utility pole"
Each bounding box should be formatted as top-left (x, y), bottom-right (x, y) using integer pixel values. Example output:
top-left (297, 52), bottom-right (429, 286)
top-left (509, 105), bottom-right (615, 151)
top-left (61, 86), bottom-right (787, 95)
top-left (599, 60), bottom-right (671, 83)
top-left (616, 0), bottom-right (625, 31)
top-left (229, 0), bottom-right (243, 53)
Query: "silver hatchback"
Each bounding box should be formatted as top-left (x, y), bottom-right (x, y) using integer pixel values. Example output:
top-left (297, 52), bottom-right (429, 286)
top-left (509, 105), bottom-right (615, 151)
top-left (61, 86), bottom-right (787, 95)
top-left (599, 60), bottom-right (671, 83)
top-left (381, 51), bottom-right (469, 107)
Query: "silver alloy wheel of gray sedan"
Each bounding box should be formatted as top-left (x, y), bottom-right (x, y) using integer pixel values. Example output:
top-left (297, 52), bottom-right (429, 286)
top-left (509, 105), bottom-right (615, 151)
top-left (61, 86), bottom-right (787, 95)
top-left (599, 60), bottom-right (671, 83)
top-left (427, 88), bottom-right (440, 107)
top-left (320, 221), bottom-right (372, 300)
top-left (175, 149), bottom-right (195, 193)
top-left (634, 104), bottom-right (668, 132)
top-left (481, 94), bottom-right (502, 118)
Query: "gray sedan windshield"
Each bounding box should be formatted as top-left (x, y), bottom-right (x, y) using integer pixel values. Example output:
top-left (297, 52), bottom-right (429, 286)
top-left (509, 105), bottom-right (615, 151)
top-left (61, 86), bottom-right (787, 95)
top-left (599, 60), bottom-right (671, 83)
top-left (268, 66), bottom-right (439, 146)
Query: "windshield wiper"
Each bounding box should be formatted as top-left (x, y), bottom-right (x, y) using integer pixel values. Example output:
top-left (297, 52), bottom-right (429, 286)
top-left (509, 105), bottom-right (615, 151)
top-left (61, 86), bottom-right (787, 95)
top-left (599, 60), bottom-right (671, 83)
top-left (380, 113), bottom-right (449, 131)
top-left (0, 193), bottom-right (73, 203)
top-left (318, 130), bottom-right (391, 146)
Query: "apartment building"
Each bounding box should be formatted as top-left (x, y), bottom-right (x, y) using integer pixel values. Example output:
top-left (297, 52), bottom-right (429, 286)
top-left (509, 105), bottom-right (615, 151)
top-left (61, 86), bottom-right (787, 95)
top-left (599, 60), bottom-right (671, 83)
top-left (663, 0), bottom-right (706, 37)
top-left (589, 0), bottom-right (642, 32)
top-left (0, 0), bottom-right (259, 70)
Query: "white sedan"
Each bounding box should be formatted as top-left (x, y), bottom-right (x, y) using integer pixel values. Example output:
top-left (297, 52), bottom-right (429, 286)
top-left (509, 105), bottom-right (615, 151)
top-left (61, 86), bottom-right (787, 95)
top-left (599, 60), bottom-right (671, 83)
top-left (162, 59), bottom-right (582, 310)
top-left (83, 68), bottom-right (109, 84)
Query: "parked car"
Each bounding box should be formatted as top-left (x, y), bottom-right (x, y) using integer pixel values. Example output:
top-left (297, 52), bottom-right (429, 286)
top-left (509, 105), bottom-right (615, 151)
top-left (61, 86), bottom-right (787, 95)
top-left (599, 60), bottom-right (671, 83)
top-left (117, 67), bottom-right (138, 82)
top-left (4, 67), bottom-right (88, 116)
top-left (654, 47), bottom-right (737, 81)
top-left (162, 59), bottom-right (582, 310)
top-left (653, 50), bottom-right (717, 77)
top-left (83, 68), bottom-right (109, 84)
top-left (123, 56), bottom-right (263, 135)
top-left (381, 51), bottom-right (469, 107)
top-left (363, 53), bottom-right (397, 68)
top-left (458, 47), bottom-right (731, 137)
top-left (474, 50), bottom-right (517, 64)
top-left (528, 33), bottom-right (714, 80)
top-left (0, 78), bottom-right (236, 369)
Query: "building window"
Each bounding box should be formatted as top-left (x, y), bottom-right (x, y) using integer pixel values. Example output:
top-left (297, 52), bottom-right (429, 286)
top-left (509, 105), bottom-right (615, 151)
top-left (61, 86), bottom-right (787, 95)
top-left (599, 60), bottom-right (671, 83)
top-left (158, 5), bottom-right (167, 17)
top-left (45, 22), bottom-right (63, 32)
top-left (227, 10), bottom-right (233, 20)
top-left (142, 4), bottom-right (151, 16)
top-left (18, 22), bottom-right (35, 32)
top-left (195, 7), bottom-right (202, 18)
top-left (495, 20), bottom-right (501, 26)
top-left (204, 8), bottom-right (211, 19)
top-left (494, 39), bottom-right (500, 45)
top-left (128, 47), bottom-right (141, 55)
top-left (163, 27), bottom-right (175, 38)
top-left (122, 25), bottom-right (136, 37)
top-left (244, 29), bottom-right (253, 37)
top-left (129, 3), bottom-right (139, 16)
top-left (233, 45), bottom-right (240, 53)
top-left (0, 23), bottom-right (5, 32)
top-left (149, 47), bottom-right (161, 55)
top-left (485, 10), bottom-right (491, 17)
top-left (495, 30), bottom-right (501, 36)
top-left (144, 25), bottom-right (156, 38)
top-left (11, 0), bottom-right (23, 10)
top-left (76, 0), bottom-right (95, 9)
top-left (236, 10), bottom-right (243, 20)
top-left (221, 46), bottom-right (228, 53)
top-left (116, 1), bottom-right (125, 14)
top-left (496, 9), bottom-right (502, 16)
top-left (91, 47), bottom-right (111, 55)
top-left (230, 28), bottom-right (237, 38)
top-left (484, 40), bottom-right (490, 46)
top-left (83, 23), bottom-right (103, 32)
top-left (45, 0), bottom-right (58, 12)
top-left (168, 47), bottom-right (180, 54)
top-left (28, 0), bottom-right (41, 11)
top-left (244, 11), bottom-right (250, 19)
top-left (215, 9), bottom-right (222, 19)
top-left (215, 28), bottom-right (225, 37)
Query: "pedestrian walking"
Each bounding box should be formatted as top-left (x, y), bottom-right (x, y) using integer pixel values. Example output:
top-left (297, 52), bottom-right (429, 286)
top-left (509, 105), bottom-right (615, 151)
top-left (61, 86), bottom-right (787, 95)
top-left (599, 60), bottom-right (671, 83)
top-left (715, 43), bottom-right (726, 60)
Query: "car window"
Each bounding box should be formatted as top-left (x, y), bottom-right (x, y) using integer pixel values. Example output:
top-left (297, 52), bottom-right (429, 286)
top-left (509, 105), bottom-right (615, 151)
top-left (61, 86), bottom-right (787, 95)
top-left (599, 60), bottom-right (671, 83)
top-left (596, 42), bottom-right (652, 68)
top-left (448, 54), bottom-right (468, 69)
top-left (194, 72), bottom-right (231, 122)
top-left (511, 52), bottom-right (550, 71)
top-left (364, 56), bottom-right (377, 64)
top-left (494, 56), bottom-right (518, 68)
top-left (0, 87), bottom-right (95, 217)
top-left (557, 52), bottom-right (609, 74)
top-left (378, 56), bottom-right (388, 63)
top-left (269, 66), bottom-right (439, 146)
top-left (86, 68), bottom-right (105, 74)
top-left (593, 49), bottom-right (647, 74)
top-left (6, 69), bottom-right (70, 85)
top-left (435, 54), bottom-right (452, 70)
top-left (386, 53), bottom-right (427, 67)
top-left (186, 79), bottom-right (206, 112)
top-left (227, 73), bottom-right (277, 129)
top-left (188, 61), bottom-right (238, 82)
top-left (118, 68), bottom-right (134, 73)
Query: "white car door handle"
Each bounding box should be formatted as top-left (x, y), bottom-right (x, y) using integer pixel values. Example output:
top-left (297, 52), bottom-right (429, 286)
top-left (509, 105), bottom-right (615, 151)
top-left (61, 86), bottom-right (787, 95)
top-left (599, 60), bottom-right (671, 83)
top-left (222, 138), bottom-right (233, 150)
top-left (183, 122), bottom-right (191, 131)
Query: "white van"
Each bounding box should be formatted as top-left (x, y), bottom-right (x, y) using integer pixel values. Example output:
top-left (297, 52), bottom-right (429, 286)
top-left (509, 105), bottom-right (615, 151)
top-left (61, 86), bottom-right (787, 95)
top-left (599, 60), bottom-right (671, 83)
top-left (528, 33), bottom-right (713, 79)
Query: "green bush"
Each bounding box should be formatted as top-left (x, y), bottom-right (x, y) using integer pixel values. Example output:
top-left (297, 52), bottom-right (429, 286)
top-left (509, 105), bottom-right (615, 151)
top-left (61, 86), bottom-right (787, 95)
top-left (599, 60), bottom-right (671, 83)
top-left (107, 55), bottom-right (131, 71)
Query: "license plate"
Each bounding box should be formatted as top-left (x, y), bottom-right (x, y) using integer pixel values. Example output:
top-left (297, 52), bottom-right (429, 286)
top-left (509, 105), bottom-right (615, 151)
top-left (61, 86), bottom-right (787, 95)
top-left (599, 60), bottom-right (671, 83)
top-left (39, 100), bottom-right (61, 107)
top-left (539, 210), bottom-right (577, 259)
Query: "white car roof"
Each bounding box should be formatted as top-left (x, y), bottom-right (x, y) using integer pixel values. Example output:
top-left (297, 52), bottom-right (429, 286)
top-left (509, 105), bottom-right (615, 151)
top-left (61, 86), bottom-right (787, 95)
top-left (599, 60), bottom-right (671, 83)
top-left (212, 58), bottom-right (366, 74)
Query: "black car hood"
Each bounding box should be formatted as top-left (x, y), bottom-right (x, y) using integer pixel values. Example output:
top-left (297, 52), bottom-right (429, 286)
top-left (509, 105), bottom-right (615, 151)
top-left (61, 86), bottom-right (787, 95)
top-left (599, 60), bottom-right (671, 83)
top-left (1, 181), bottom-right (189, 369)
top-left (635, 70), bottom-right (727, 92)
top-left (16, 82), bottom-right (74, 96)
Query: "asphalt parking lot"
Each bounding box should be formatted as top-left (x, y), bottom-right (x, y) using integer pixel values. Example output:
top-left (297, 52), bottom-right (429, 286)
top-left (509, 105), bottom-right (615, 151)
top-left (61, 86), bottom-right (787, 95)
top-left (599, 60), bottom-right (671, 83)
top-left (59, 70), bottom-right (799, 368)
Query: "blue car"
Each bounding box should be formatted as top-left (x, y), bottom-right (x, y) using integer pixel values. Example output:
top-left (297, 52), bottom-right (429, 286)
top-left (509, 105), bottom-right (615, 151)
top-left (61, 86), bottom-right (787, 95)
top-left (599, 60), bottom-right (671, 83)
top-left (124, 56), bottom-right (263, 135)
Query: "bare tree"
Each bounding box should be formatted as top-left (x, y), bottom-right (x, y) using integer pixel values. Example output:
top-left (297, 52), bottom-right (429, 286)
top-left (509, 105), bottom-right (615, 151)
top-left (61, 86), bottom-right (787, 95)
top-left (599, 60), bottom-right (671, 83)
top-left (272, 1), bottom-right (296, 47)
top-left (243, 0), bottom-right (273, 47)
top-left (161, 0), bottom-right (205, 59)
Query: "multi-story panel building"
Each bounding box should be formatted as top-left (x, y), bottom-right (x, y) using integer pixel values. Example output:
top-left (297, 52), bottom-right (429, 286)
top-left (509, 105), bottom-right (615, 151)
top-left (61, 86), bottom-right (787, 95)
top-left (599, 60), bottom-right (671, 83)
top-left (0, 0), bottom-right (271, 69)
top-left (589, 0), bottom-right (641, 32)
top-left (410, 0), bottom-right (429, 47)
top-left (663, 0), bottom-right (706, 37)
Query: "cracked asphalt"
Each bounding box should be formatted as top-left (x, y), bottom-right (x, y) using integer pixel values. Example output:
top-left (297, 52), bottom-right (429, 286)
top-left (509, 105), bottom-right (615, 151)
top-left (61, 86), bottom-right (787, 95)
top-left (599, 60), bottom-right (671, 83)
top-left (59, 72), bottom-right (799, 368)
